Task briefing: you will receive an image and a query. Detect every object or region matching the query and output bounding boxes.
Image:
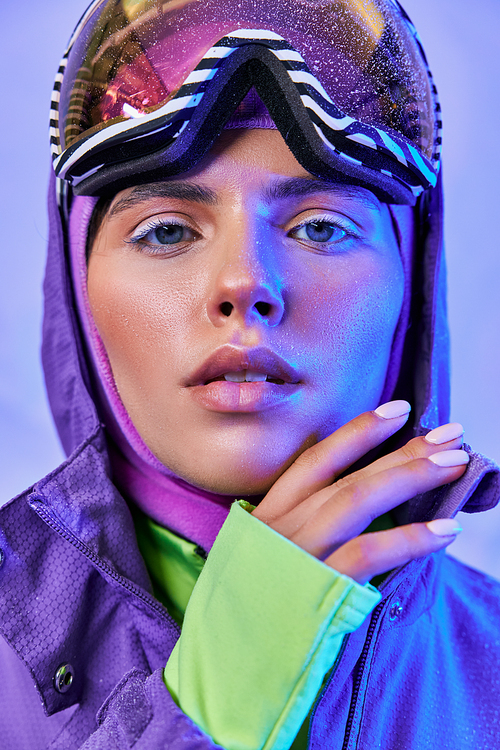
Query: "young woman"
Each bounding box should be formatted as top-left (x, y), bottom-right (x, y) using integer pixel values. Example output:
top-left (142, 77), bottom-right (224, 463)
top-left (1, 1), bottom-right (499, 748)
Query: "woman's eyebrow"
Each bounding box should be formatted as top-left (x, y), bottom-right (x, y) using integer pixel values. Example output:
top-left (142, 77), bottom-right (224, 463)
top-left (109, 182), bottom-right (218, 216)
top-left (264, 177), bottom-right (380, 209)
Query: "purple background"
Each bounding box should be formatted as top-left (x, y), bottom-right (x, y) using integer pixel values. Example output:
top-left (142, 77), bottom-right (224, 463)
top-left (1, 0), bottom-right (499, 576)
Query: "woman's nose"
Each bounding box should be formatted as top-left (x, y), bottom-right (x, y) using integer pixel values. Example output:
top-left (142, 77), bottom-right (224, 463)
top-left (206, 232), bottom-right (285, 328)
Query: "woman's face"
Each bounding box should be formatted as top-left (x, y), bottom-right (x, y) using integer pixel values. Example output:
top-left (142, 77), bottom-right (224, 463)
top-left (88, 129), bottom-right (404, 495)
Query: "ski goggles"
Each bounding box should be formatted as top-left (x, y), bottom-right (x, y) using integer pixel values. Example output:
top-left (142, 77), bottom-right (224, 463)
top-left (51, 0), bottom-right (441, 205)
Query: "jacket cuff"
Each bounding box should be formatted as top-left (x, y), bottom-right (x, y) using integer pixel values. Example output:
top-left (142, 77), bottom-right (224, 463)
top-left (164, 501), bottom-right (380, 750)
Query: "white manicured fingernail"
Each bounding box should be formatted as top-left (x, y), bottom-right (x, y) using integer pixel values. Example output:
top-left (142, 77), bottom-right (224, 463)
top-left (428, 450), bottom-right (469, 467)
top-left (426, 518), bottom-right (463, 537)
top-left (374, 400), bottom-right (411, 419)
top-left (425, 422), bottom-right (464, 445)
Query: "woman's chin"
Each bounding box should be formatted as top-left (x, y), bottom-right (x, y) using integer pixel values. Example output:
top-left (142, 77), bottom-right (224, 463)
top-left (146, 425), bottom-right (321, 497)
top-left (171, 465), bottom-right (284, 498)
top-left (156, 449), bottom-right (300, 498)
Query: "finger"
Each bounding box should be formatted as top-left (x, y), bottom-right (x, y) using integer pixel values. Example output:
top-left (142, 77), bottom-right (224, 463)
top-left (286, 451), bottom-right (469, 559)
top-left (264, 425), bottom-right (465, 535)
top-left (305, 422), bottom-right (465, 513)
top-left (324, 518), bottom-right (463, 585)
top-left (254, 400), bottom-right (411, 524)
top-left (374, 421), bottom-right (465, 472)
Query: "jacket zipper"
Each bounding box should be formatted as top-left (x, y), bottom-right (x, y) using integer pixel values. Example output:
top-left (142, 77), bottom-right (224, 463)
top-left (341, 599), bottom-right (386, 750)
top-left (29, 495), bottom-right (178, 629)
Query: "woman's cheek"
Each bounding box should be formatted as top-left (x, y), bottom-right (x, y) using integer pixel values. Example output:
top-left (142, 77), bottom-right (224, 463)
top-left (295, 254), bottom-right (404, 425)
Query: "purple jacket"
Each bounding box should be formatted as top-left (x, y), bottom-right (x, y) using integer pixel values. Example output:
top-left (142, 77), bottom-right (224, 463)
top-left (1, 173), bottom-right (500, 748)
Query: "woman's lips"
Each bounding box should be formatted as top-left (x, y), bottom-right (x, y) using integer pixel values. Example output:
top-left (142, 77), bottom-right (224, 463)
top-left (188, 380), bottom-right (302, 412)
top-left (185, 345), bottom-right (301, 387)
top-left (184, 345), bottom-right (302, 411)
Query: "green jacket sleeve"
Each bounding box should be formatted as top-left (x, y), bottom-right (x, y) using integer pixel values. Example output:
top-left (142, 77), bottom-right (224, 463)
top-left (164, 502), bottom-right (381, 750)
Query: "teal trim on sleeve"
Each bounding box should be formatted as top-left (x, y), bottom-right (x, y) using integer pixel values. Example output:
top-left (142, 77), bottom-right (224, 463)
top-left (164, 501), bottom-right (381, 750)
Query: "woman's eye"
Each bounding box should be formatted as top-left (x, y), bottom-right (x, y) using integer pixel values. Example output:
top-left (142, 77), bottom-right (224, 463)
top-left (132, 221), bottom-right (197, 248)
top-left (290, 220), bottom-right (348, 244)
top-left (151, 224), bottom-right (188, 245)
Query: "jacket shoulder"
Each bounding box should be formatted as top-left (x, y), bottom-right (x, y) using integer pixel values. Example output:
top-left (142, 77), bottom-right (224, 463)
top-left (437, 552), bottom-right (500, 640)
top-left (442, 552), bottom-right (500, 603)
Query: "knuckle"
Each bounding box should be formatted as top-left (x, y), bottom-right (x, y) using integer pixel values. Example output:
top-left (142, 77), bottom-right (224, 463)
top-left (356, 533), bottom-right (379, 561)
top-left (402, 455), bottom-right (435, 486)
top-left (293, 446), bottom-right (323, 471)
top-left (356, 410), bottom-right (378, 432)
top-left (397, 524), bottom-right (432, 560)
top-left (336, 482), bottom-right (367, 510)
top-left (350, 410), bottom-right (382, 442)
top-left (394, 528), bottom-right (414, 557)
top-left (341, 537), bottom-right (376, 580)
top-left (332, 473), bottom-right (357, 492)
top-left (400, 437), bottom-right (426, 461)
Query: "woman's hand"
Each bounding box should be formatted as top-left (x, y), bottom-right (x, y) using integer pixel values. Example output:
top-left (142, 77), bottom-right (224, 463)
top-left (252, 401), bottom-right (467, 584)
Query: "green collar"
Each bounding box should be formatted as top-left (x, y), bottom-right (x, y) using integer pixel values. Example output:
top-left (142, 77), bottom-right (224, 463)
top-left (132, 506), bottom-right (206, 625)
